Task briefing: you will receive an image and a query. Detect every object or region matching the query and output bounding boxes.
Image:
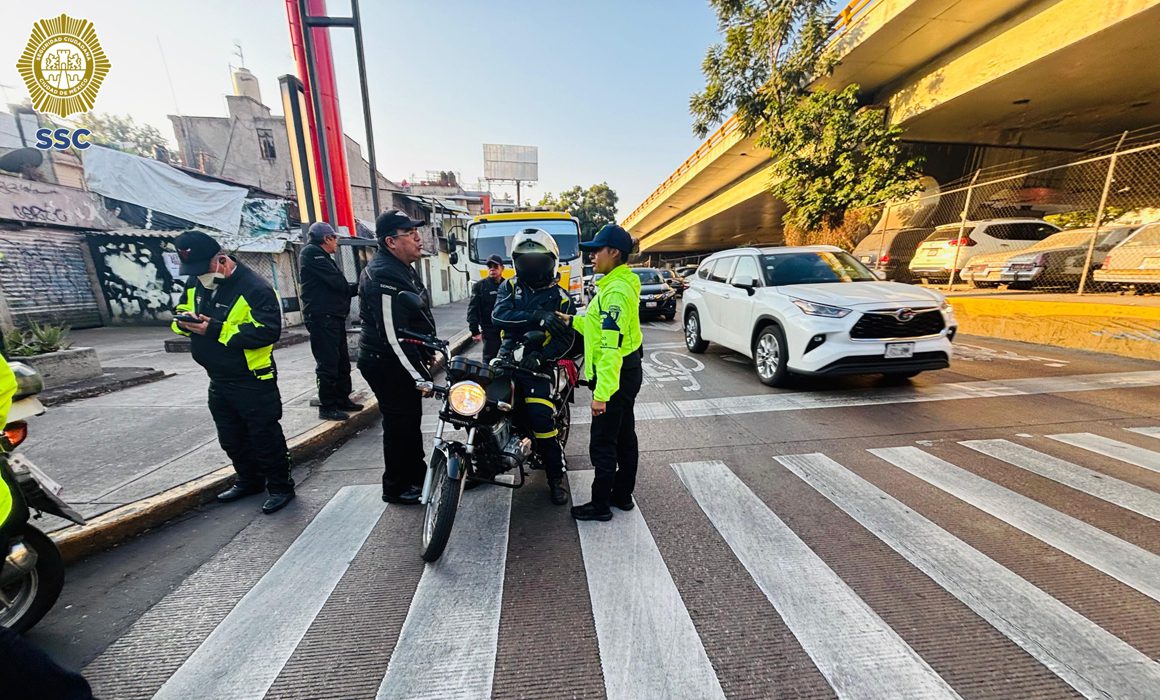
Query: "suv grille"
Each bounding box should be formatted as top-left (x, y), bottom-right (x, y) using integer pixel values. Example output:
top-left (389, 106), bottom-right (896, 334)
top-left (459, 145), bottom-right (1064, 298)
top-left (850, 308), bottom-right (945, 339)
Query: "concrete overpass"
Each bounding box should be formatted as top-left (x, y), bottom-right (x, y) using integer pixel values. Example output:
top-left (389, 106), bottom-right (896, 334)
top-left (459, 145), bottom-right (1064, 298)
top-left (626, 0), bottom-right (1160, 254)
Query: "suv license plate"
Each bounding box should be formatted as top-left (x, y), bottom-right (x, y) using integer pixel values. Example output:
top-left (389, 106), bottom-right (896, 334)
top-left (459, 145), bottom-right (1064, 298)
top-left (646, 302), bottom-right (657, 308)
top-left (885, 342), bottom-right (915, 359)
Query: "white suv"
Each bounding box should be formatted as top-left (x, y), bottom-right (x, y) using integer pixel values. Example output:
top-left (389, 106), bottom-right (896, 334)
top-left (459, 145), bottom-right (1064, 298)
top-left (684, 246), bottom-right (957, 386)
top-left (909, 218), bottom-right (1059, 283)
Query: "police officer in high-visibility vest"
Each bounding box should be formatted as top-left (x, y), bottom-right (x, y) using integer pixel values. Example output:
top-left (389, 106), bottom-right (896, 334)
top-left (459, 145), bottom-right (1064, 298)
top-left (557, 224), bottom-right (643, 521)
top-left (172, 230), bottom-right (295, 515)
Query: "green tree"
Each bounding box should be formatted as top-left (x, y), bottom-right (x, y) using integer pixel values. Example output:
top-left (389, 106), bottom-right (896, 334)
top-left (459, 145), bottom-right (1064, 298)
top-left (539, 182), bottom-right (619, 241)
top-left (690, 0), bottom-right (922, 231)
top-left (72, 112), bottom-right (169, 157)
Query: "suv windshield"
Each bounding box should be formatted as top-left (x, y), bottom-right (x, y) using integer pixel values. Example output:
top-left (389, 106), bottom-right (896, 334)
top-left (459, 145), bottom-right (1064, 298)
top-left (634, 269), bottom-right (663, 285)
top-left (1123, 223), bottom-right (1160, 247)
top-left (762, 251), bottom-right (877, 285)
top-left (468, 219), bottom-right (581, 263)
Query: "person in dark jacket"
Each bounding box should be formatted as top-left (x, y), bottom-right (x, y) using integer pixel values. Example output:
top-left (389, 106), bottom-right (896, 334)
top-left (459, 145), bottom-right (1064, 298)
top-left (299, 221), bottom-right (361, 421)
top-left (492, 228), bottom-right (576, 505)
top-left (467, 254), bottom-right (505, 363)
top-left (172, 230), bottom-right (295, 514)
top-left (358, 209), bottom-right (436, 505)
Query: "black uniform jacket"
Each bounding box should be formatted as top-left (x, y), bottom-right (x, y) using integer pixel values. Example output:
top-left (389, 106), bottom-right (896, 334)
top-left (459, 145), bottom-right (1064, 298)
top-left (299, 242), bottom-right (357, 318)
top-left (357, 249), bottom-right (436, 381)
top-left (492, 278), bottom-right (578, 362)
top-left (467, 276), bottom-right (503, 334)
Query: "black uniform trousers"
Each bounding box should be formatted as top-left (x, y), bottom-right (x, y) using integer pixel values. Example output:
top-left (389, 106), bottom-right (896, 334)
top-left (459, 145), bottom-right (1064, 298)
top-left (589, 350), bottom-right (643, 508)
top-left (208, 378), bottom-right (294, 494)
top-left (358, 353), bottom-right (426, 497)
top-left (516, 373), bottom-right (564, 480)
top-left (305, 314), bottom-right (352, 408)
top-left (0, 626), bottom-right (94, 700)
top-left (481, 327), bottom-right (502, 364)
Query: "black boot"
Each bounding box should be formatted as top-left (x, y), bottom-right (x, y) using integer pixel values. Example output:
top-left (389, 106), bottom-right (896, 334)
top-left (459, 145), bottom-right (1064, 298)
top-left (548, 476), bottom-right (568, 506)
top-left (216, 484), bottom-right (265, 503)
top-left (261, 492), bottom-right (296, 514)
top-left (571, 501), bottom-right (612, 521)
top-left (338, 399), bottom-right (364, 412)
top-left (611, 496), bottom-right (635, 511)
top-left (318, 407), bottom-right (350, 421)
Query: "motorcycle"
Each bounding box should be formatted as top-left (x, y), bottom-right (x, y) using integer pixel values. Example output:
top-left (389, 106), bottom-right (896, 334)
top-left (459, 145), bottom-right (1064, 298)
top-left (1, 362), bottom-right (86, 632)
top-left (395, 293), bottom-right (579, 562)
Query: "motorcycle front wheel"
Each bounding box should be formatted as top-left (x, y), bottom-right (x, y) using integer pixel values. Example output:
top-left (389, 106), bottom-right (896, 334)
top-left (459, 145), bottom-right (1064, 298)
top-left (420, 450), bottom-right (461, 563)
top-left (0, 525), bottom-right (65, 633)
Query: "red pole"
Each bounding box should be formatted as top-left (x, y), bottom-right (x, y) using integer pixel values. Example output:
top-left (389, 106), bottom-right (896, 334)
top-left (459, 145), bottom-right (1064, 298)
top-left (284, 0), bottom-right (357, 235)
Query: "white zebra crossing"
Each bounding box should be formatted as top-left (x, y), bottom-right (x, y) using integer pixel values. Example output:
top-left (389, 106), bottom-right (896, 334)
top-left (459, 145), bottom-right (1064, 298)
top-left (870, 446), bottom-right (1160, 603)
top-left (674, 460), bottom-right (961, 699)
top-left (775, 452), bottom-right (1160, 699)
top-left (961, 439), bottom-right (1160, 522)
top-left (569, 469), bottom-right (725, 700)
top-left (1048, 433), bottom-right (1160, 473)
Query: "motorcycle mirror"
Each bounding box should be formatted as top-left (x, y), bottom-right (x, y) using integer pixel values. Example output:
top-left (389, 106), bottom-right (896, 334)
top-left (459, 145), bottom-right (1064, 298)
top-left (397, 291), bottom-right (424, 311)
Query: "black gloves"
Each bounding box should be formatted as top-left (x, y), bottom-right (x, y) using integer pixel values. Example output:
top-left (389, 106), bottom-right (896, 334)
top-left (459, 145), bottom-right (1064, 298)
top-left (533, 310), bottom-right (570, 337)
top-left (520, 351), bottom-right (543, 371)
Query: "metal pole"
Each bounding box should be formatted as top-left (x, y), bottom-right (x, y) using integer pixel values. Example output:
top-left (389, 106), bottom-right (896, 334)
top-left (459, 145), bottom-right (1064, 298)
top-left (1078, 131), bottom-right (1128, 296)
top-left (350, 0), bottom-right (380, 218)
top-left (946, 171), bottom-right (979, 293)
top-left (516, 181), bottom-right (521, 207)
top-left (298, 0), bottom-right (338, 228)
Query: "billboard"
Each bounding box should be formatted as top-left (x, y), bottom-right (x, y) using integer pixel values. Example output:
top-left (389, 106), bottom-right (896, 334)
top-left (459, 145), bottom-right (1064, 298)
top-left (483, 144), bottom-right (538, 181)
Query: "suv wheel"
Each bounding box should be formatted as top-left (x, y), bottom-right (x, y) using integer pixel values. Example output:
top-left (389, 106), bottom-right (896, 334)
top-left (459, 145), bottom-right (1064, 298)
top-left (754, 325), bottom-right (789, 387)
top-left (684, 310), bottom-right (709, 353)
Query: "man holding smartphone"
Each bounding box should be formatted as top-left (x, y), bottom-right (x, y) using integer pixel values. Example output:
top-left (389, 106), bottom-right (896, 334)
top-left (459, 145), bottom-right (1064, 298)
top-left (171, 230), bottom-right (295, 515)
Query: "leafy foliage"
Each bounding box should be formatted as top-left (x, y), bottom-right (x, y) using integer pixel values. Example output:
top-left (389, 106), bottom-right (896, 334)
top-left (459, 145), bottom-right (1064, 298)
top-left (538, 183), bottom-right (619, 241)
top-left (690, 0), bottom-right (923, 232)
top-left (3, 321), bottom-right (74, 357)
top-left (72, 112), bottom-right (169, 157)
top-left (1045, 206), bottom-right (1128, 229)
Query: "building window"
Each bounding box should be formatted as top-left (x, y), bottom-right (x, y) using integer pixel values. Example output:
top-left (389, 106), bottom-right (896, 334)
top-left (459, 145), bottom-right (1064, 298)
top-left (257, 128), bottom-right (276, 160)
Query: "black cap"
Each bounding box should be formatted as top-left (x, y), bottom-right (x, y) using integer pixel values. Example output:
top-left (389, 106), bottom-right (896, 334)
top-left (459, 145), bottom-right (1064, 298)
top-left (486, 255), bottom-right (504, 267)
top-left (375, 209), bottom-right (426, 238)
top-left (580, 224), bottom-right (634, 255)
top-left (307, 221), bottom-right (336, 242)
top-left (174, 230), bottom-right (222, 275)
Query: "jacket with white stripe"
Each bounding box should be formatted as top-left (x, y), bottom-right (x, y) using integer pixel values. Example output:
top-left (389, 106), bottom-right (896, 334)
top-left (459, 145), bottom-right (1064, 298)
top-left (357, 249), bottom-right (436, 381)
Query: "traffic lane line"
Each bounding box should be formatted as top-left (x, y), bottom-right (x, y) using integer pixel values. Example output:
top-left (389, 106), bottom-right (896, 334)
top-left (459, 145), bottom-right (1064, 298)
top-left (870, 446), bottom-right (1160, 603)
top-left (569, 469), bottom-right (725, 700)
top-left (777, 453), bottom-right (1160, 699)
top-left (674, 460), bottom-right (960, 699)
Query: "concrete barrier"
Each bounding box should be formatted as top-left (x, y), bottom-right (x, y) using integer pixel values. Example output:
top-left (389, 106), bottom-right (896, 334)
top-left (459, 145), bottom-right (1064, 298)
top-left (948, 296), bottom-right (1160, 361)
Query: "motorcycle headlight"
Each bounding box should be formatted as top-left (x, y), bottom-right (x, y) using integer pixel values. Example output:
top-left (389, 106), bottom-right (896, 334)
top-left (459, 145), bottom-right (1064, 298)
top-left (448, 381), bottom-right (487, 416)
top-left (791, 298), bottom-right (851, 318)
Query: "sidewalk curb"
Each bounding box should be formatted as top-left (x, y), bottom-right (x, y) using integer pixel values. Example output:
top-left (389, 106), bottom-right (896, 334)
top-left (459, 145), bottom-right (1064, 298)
top-left (50, 329), bottom-right (475, 564)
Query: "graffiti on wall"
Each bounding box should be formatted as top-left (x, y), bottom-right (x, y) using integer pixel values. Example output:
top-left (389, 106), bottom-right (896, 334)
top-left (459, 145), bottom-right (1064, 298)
top-left (0, 173), bottom-right (116, 230)
top-left (0, 231), bottom-right (102, 328)
top-left (88, 235), bottom-right (184, 324)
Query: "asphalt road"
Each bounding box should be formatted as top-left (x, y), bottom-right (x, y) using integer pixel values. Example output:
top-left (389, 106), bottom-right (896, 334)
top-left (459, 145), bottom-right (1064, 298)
top-left (25, 313), bottom-right (1160, 699)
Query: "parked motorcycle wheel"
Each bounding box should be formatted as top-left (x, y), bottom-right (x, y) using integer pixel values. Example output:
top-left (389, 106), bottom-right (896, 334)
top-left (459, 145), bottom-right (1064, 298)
top-left (0, 526), bottom-right (65, 633)
top-left (420, 450), bottom-right (461, 563)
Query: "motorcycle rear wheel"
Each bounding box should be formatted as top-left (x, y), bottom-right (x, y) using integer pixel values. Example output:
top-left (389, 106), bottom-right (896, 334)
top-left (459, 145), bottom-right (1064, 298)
top-left (420, 450), bottom-right (461, 563)
top-left (0, 525), bottom-right (65, 633)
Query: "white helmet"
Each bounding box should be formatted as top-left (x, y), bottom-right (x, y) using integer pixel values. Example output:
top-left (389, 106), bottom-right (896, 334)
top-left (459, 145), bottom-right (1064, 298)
top-left (509, 228), bottom-right (560, 289)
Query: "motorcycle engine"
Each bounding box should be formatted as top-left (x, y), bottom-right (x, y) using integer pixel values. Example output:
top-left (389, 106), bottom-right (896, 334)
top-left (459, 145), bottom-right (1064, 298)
top-left (501, 436), bottom-right (533, 471)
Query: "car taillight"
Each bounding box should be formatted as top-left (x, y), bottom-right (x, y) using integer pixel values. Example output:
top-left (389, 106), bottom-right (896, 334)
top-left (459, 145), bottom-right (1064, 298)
top-left (947, 237), bottom-right (976, 247)
top-left (880, 254), bottom-right (890, 264)
top-left (3, 421), bottom-right (28, 449)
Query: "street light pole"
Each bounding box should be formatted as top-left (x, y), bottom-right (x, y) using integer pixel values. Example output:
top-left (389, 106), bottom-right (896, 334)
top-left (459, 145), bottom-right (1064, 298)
top-left (350, 0), bottom-right (380, 218)
top-left (297, 0), bottom-right (338, 229)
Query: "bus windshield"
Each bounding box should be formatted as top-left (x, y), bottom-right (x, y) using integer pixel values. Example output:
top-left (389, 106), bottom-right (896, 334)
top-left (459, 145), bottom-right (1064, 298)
top-left (469, 219), bottom-right (581, 264)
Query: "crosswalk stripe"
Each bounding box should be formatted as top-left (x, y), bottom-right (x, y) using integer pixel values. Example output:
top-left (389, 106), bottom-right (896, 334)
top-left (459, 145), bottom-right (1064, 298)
top-left (674, 460), bottom-right (961, 699)
top-left (153, 485), bottom-right (387, 700)
top-left (961, 439), bottom-right (1160, 522)
top-left (569, 470), bottom-right (725, 700)
top-left (376, 483), bottom-right (512, 699)
top-left (1125, 426), bottom-right (1160, 442)
top-left (1047, 433), bottom-right (1160, 473)
top-left (871, 446), bottom-right (1160, 603)
top-left (776, 453), bottom-right (1160, 699)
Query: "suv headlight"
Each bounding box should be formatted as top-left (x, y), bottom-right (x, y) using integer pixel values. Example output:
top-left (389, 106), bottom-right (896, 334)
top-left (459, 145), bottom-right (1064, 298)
top-left (448, 381), bottom-right (487, 416)
top-left (791, 299), bottom-right (851, 318)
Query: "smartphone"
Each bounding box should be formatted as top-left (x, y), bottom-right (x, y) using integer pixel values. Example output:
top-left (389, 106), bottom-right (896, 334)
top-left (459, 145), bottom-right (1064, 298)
top-left (174, 314), bottom-right (202, 324)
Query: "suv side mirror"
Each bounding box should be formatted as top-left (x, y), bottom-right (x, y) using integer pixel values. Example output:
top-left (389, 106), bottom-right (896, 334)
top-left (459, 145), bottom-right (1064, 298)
top-left (732, 274), bottom-right (757, 295)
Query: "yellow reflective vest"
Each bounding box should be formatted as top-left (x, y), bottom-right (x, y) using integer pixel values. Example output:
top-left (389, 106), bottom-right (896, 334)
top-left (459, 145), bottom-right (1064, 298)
top-left (572, 264), bottom-right (642, 402)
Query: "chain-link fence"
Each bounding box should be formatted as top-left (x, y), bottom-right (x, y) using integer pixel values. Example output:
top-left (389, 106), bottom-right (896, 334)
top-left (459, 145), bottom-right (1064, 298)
top-left (852, 134), bottom-right (1160, 296)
